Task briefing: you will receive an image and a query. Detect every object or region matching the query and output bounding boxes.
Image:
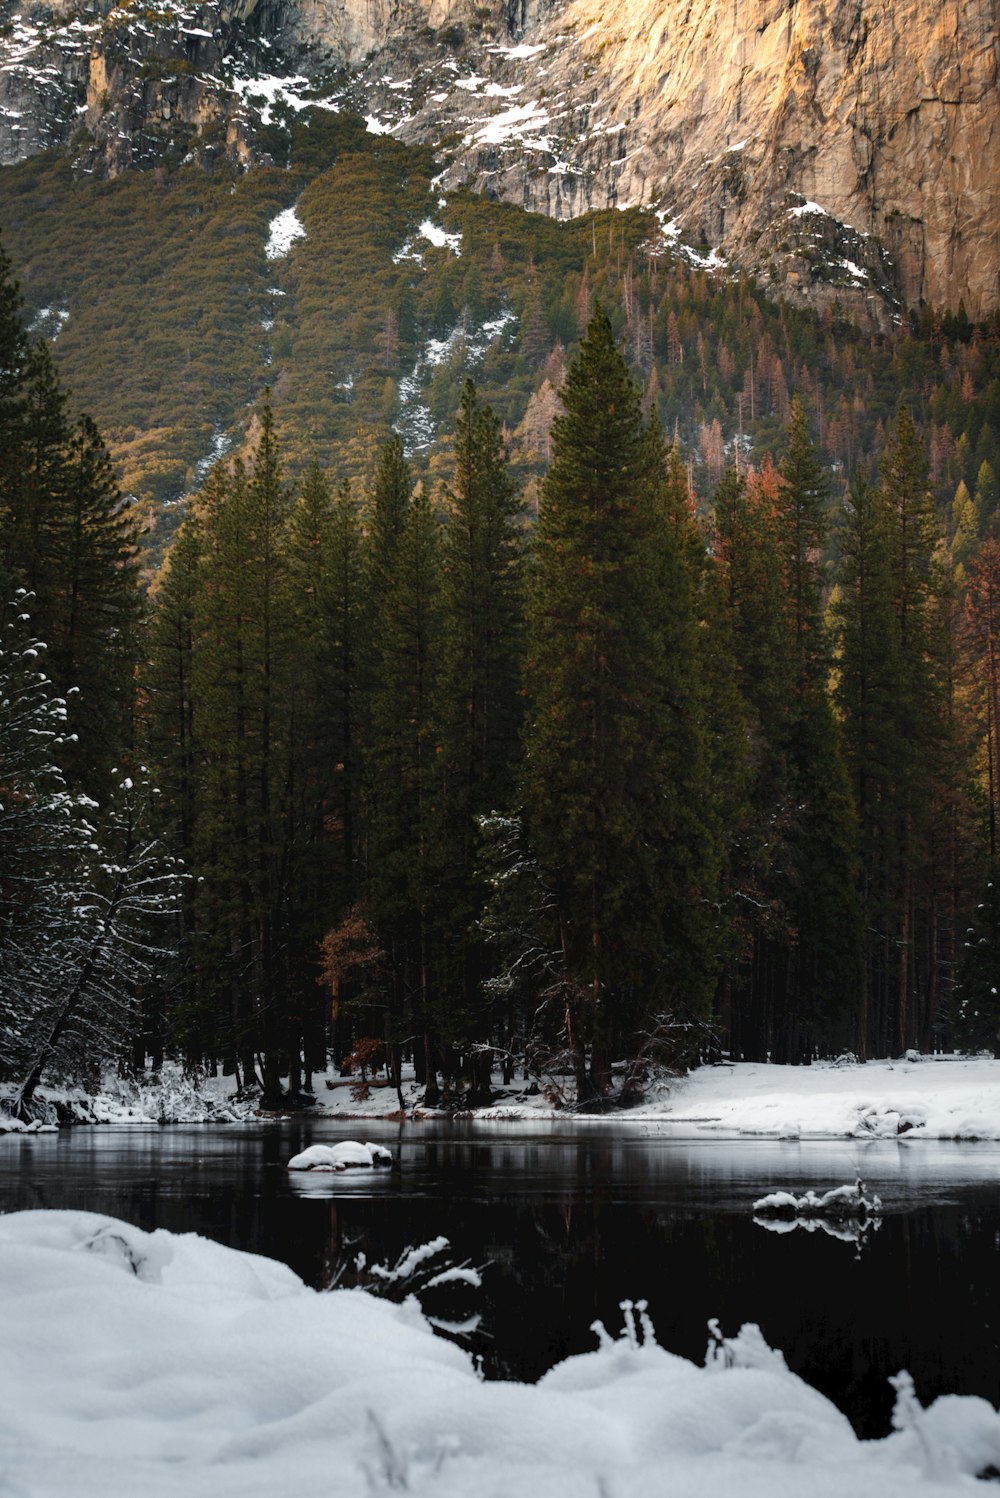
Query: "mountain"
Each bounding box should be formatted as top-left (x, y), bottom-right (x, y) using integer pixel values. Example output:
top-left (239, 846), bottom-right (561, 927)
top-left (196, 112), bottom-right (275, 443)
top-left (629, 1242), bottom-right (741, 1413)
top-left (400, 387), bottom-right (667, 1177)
top-left (0, 0), bottom-right (996, 540)
top-left (2, 0), bottom-right (997, 322)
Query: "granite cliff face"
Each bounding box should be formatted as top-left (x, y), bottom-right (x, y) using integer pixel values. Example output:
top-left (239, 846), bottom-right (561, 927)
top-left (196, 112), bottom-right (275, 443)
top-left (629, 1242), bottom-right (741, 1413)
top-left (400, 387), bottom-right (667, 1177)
top-left (0, 0), bottom-right (996, 320)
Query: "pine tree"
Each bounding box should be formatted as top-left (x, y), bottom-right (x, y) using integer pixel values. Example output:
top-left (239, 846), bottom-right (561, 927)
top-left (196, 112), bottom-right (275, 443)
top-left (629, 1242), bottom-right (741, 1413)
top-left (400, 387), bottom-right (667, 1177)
top-left (964, 538), bottom-right (1000, 859)
top-left (188, 405), bottom-right (295, 1103)
top-left (281, 461), bottom-right (363, 1087)
top-left (53, 414), bottom-right (140, 788)
top-left (142, 518), bottom-right (202, 1066)
top-left (364, 485), bottom-right (442, 1099)
top-left (835, 410), bottom-right (949, 1053)
top-left (523, 305), bottom-right (715, 1100)
top-left (954, 862), bottom-right (1000, 1056)
top-left (715, 402), bottom-right (861, 1062)
top-left (0, 597), bottom-right (89, 1085)
top-left (12, 768), bottom-right (184, 1117)
top-left (779, 392), bottom-right (830, 690)
top-left (436, 379), bottom-right (524, 1095)
top-left (367, 433), bottom-right (411, 599)
top-left (2, 339), bottom-right (140, 798)
top-left (0, 237), bottom-right (28, 538)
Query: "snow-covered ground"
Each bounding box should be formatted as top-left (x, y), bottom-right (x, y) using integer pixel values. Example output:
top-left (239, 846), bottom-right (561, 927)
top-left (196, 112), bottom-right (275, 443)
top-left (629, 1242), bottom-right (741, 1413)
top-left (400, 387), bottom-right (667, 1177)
top-left (0, 1208), bottom-right (996, 1496)
top-left (636, 1055), bottom-right (1000, 1141)
top-left (3, 1054), bottom-right (1000, 1137)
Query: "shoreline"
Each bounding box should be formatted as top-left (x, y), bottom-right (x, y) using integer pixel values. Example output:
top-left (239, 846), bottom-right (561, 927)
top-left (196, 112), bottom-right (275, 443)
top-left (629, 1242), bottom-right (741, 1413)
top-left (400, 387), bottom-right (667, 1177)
top-left (4, 1053), bottom-right (1000, 1141)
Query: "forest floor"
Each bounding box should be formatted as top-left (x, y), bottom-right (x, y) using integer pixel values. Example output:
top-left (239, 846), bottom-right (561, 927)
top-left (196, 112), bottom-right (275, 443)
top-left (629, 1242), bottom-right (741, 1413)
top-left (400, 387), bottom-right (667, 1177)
top-left (3, 1053), bottom-right (999, 1138)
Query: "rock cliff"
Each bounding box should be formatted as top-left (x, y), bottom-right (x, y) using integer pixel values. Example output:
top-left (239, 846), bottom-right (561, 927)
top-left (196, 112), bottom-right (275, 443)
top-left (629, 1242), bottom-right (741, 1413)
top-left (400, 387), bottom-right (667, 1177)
top-left (1, 0), bottom-right (996, 319)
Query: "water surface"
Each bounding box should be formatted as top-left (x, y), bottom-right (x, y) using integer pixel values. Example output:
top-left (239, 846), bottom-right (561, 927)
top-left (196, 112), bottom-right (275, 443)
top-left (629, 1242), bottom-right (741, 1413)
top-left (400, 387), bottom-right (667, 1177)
top-left (3, 1121), bottom-right (998, 1437)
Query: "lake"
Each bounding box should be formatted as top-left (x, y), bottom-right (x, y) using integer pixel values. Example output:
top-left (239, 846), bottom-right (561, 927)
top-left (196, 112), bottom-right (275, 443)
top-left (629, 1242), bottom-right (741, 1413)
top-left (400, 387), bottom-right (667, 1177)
top-left (2, 1120), bottom-right (998, 1438)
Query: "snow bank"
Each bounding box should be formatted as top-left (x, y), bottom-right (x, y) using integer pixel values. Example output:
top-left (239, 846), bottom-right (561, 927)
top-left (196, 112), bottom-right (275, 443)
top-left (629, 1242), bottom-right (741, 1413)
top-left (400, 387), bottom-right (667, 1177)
top-left (652, 1056), bottom-right (1000, 1140)
top-left (287, 1140), bottom-right (392, 1170)
top-left (0, 1114), bottom-right (56, 1134)
top-left (6, 1054), bottom-right (1000, 1136)
top-left (1, 1210), bottom-right (998, 1496)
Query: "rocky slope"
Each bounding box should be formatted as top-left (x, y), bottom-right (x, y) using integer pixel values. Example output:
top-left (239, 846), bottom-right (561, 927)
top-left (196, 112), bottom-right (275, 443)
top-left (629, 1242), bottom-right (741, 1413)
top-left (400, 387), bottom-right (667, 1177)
top-left (0, 0), bottom-right (997, 320)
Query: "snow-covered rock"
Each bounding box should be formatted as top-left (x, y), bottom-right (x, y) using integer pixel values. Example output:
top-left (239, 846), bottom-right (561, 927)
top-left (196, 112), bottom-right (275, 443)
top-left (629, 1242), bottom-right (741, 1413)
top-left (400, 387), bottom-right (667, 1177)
top-left (0, 1113), bottom-right (57, 1134)
top-left (287, 1139), bottom-right (393, 1170)
top-left (753, 1179), bottom-right (882, 1220)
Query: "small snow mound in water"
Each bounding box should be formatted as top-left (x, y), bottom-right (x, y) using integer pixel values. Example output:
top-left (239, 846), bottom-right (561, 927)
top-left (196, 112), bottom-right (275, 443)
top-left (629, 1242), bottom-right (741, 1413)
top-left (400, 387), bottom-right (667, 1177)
top-left (753, 1178), bottom-right (882, 1219)
top-left (287, 1140), bottom-right (392, 1171)
top-left (265, 204), bottom-right (306, 261)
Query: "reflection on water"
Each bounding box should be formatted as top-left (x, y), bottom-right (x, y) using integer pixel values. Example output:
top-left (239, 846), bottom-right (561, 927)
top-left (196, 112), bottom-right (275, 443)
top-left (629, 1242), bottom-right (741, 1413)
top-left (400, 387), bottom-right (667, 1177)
top-left (2, 1122), bottom-right (1000, 1437)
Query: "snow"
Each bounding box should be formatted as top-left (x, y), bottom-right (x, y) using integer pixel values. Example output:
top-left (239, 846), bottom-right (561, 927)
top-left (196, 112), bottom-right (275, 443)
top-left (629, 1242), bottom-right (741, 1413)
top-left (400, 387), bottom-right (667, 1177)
top-left (753, 1179), bottom-right (882, 1219)
top-left (487, 42), bottom-right (546, 59)
top-left (193, 426), bottom-right (233, 484)
top-left (264, 203), bottom-right (305, 261)
top-left (229, 71), bottom-right (340, 126)
top-left (6, 1054), bottom-right (1000, 1135)
top-left (287, 1140), bottom-right (392, 1171)
top-left (789, 199), bottom-right (830, 218)
top-left (418, 219), bottom-right (462, 253)
top-left (652, 210), bottom-right (727, 271)
top-left (394, 310), bottom-right (516, 455)
top-left (0, 1114), bottom-right (56, 1134)
top-left (30, 305), bottom-right (70, 342)
top-left (467, 100), bottom-right (551, 149)
top-left (645, 1055), bottom-right (1000, 1140)
top-left (0, 1209), bottom-right (997, 1496)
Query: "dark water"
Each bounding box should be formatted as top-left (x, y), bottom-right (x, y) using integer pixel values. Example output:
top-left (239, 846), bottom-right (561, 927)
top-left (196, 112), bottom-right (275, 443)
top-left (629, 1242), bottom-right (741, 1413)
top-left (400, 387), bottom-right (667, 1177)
top-left (2, 1121), bottom-right (999, 1437)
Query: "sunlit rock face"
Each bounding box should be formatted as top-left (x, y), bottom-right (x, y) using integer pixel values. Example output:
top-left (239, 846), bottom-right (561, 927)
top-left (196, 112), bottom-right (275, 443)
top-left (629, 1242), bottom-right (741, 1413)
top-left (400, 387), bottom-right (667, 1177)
top-left (0, 0), bottom-right (996, 318)
top-left (378, 0), bottom-right (1000, 322)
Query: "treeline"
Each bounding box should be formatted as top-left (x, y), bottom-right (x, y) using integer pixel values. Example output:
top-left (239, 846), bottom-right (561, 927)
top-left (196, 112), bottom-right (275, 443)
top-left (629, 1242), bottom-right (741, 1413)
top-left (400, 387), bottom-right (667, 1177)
top-left (138, 308), bottom-right (998, 1104)
top-left (2, 244), bottom-right (999, 1108)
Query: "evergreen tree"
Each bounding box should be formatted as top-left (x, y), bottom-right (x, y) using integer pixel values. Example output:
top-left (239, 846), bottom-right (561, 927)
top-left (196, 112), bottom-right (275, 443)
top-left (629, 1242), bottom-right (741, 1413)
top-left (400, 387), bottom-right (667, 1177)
top-left (779, 392), bottom-right (830, 694)
top-left (436, 380), bottom-right (524, 1092)
top-left (715, 401), bottom-right (860, 1063)
top-left (53, 413), bottom-right (141, 787)
top-left (523, 306), bottom-right (716, 1100)
top-left (954, 862), bottom-right (1000, 1055)
top-left (2, 337), bottom-right (140, 797)
top-left (835, 410), bottom-right (948, 1053)
top-left (187, 405), bottom-right (295, 1104)
top-left (12, 768), bottom-right (183, 1117)
top-left (364, 485), bottom-right (442, 1099)
top-left (281, 461), bottom-right (363, 1086)
top-left (0, 597), bottom-right (89, 1084)
top-left (0, 237), bottom-right (28, 532)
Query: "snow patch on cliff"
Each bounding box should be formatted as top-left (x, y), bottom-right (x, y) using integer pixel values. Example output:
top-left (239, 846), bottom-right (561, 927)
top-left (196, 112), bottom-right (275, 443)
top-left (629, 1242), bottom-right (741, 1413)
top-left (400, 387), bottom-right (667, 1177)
top-left (265, 202), bottom-right (306, 261)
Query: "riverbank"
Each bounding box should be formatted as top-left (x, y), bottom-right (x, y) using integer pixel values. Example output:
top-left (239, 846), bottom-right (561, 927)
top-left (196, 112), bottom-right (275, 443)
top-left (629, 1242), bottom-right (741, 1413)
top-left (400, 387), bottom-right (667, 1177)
top-left (1, 1207), bottom-right (998, 1497)
top-left (3, 1053), bottom-right (999, 1139)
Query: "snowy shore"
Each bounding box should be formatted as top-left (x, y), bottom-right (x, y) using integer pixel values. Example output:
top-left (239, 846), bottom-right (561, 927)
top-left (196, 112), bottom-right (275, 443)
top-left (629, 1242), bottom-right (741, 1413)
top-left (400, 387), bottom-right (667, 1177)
top-left (1, 1208), bottom-right (997, 1497)
top-left (3, 1054), bottom-right (1000, 1140)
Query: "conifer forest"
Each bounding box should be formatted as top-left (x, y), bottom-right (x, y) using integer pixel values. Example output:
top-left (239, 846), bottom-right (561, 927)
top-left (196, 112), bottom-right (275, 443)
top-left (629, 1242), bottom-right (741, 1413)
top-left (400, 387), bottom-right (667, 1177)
top-left (2, 205), bottom-right (1000, 1113)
